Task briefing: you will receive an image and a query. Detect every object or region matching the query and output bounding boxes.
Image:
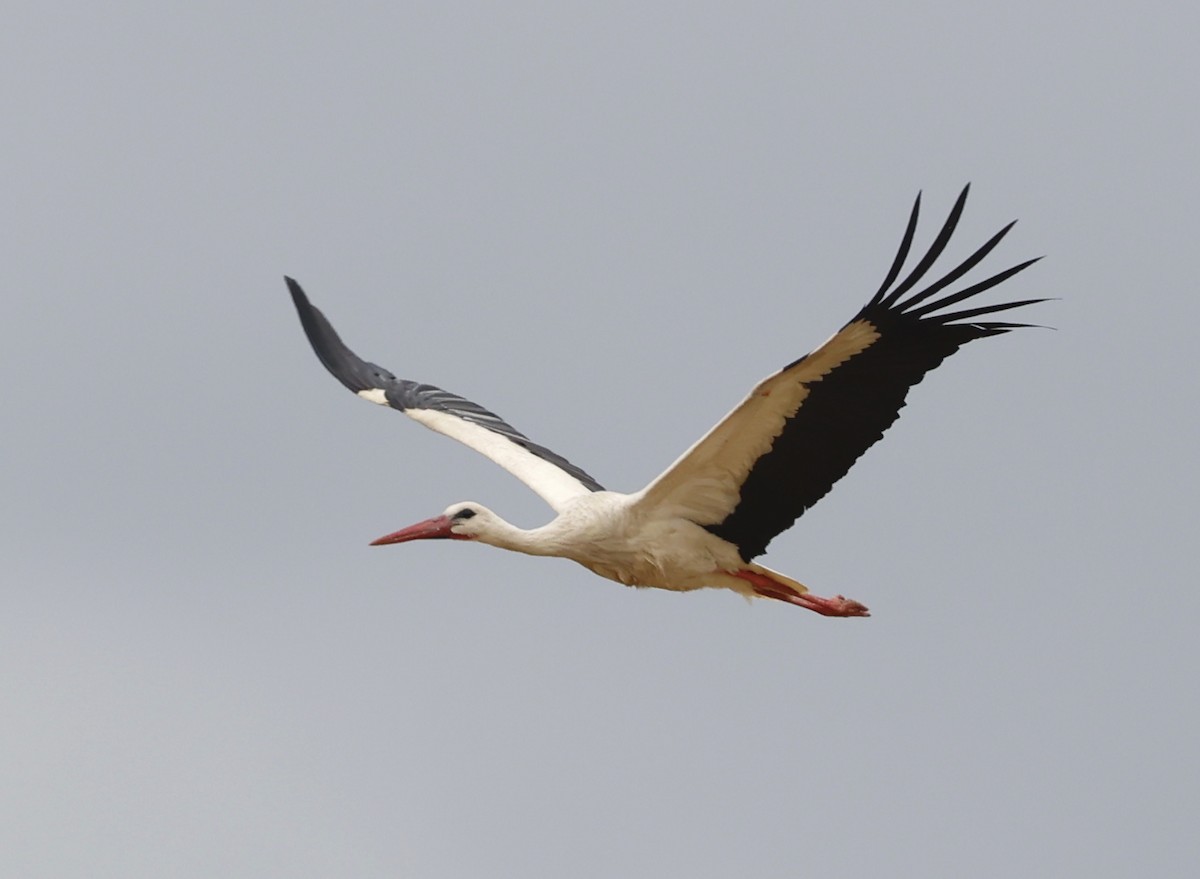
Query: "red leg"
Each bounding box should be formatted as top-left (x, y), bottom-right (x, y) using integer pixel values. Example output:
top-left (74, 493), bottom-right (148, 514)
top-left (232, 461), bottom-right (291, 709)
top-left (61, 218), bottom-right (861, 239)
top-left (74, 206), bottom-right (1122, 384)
top-left (730, 570), bottom-right (869, 618)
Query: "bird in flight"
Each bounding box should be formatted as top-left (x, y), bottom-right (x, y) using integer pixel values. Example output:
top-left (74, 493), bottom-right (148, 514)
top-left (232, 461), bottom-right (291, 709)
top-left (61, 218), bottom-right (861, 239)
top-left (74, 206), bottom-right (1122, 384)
top-left (287, 185), bottom-right (1041, 617)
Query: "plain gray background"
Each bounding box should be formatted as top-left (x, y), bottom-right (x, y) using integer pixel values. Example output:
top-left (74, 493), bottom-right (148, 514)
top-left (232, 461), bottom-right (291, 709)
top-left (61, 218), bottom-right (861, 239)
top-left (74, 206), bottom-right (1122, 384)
top-left (3, 2), bottom-right (1196, 877)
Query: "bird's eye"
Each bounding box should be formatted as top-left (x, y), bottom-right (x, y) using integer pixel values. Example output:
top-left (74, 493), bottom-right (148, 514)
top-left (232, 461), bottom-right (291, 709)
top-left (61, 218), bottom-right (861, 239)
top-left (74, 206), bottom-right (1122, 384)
top-left (453, 508), bottom-right (477, 520)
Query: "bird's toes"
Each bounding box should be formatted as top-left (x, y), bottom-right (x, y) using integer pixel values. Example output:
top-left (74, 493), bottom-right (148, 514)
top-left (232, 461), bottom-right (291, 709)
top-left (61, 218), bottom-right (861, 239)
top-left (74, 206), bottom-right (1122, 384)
top-left (834, 595), bottom-right (871, 617)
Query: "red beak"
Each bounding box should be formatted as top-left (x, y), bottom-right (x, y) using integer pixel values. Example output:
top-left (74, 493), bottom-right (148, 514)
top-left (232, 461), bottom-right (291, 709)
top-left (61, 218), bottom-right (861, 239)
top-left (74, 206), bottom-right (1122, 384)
top-left (370, 515), bottom-right (464, 546)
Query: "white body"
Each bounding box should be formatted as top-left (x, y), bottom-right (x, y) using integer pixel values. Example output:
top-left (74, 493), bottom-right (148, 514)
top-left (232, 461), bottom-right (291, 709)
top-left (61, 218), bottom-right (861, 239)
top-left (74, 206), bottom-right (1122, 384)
top-left (430, 492), bottom-right (803, 602)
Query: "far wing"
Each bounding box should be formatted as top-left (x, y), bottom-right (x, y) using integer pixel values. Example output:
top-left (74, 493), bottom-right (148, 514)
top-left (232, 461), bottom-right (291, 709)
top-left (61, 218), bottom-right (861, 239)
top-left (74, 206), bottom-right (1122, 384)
top-left (287, 278), bottom-right (604, 512)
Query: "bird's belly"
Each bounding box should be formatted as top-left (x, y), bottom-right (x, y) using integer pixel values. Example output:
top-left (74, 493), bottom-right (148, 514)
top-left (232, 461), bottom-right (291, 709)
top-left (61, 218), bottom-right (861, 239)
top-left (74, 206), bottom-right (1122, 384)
top-left (579, 558), bottom-right (702, 592)
top-left (569, 521), bottom-right (743, 593)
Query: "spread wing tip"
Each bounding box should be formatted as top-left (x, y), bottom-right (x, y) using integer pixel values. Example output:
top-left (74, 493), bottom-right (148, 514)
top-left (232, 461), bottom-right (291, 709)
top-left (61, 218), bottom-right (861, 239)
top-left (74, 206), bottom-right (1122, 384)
top-left (867, 189), bottom-right (1042, 328)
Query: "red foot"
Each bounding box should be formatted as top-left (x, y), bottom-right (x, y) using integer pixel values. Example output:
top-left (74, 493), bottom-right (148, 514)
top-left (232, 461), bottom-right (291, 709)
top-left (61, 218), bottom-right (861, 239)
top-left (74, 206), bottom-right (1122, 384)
top-left (788, 592), bottom-right (870, 617)
top-left (730, 570), bottom-right (870, 618)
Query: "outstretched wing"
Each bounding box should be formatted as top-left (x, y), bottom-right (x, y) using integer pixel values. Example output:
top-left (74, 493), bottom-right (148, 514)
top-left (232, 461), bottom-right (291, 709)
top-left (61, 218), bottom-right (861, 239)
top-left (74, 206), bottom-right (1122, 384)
top-left (635, 185), bottom-right (1044, 560)
top-left (287, 278), bottom-right (604, 512)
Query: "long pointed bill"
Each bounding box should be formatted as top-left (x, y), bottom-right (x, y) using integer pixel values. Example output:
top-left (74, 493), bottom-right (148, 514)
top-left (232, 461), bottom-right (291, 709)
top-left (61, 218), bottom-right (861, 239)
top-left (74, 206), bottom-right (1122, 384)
top-left (370, 515), bottom-right (457, 546)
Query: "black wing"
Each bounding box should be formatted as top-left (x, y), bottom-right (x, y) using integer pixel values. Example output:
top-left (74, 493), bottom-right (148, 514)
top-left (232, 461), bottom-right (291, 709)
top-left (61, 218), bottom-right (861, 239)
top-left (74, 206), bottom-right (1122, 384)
top-left (639, 185), bottom-right (1044, 560)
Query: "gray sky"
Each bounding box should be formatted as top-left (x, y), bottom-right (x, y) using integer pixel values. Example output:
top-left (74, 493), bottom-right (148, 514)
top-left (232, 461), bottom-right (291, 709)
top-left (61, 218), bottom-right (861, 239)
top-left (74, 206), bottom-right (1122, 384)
top-left (3, 2), bottom-right (1196, 877)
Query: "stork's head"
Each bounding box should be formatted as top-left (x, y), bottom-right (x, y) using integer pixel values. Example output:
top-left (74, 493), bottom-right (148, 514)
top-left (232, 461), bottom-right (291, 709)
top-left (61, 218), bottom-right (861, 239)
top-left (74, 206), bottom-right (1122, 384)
top-left (369, 503), bottom-right (493, 546)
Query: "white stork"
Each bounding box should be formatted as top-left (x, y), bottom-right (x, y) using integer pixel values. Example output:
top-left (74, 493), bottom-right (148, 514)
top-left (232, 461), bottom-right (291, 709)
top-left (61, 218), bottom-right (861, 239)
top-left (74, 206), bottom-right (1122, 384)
top-left (287, 186), bottom-right (1042, 617)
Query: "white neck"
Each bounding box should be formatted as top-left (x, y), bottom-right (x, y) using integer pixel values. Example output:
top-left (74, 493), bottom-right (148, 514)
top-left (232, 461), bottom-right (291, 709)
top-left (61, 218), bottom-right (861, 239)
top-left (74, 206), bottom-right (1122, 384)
top-left (470, 515), bottom-right (567, 557)
top-left (461, 494), bottom-right (621, 560)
